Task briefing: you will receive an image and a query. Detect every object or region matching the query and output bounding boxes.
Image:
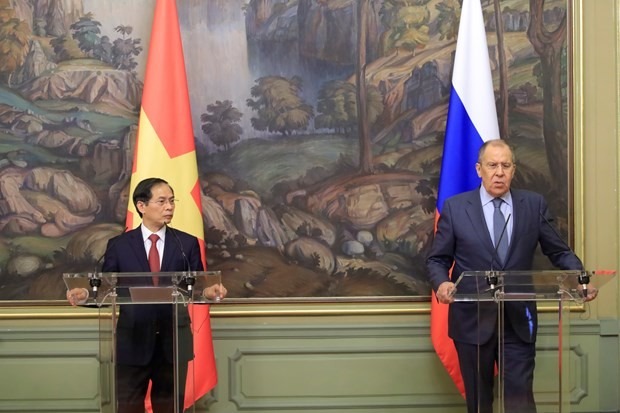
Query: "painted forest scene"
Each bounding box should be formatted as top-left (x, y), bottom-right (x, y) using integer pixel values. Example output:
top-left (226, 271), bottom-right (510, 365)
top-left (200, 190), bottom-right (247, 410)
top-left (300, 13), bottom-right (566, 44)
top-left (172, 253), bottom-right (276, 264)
top-left (0, 0), bottom-right (572, 302)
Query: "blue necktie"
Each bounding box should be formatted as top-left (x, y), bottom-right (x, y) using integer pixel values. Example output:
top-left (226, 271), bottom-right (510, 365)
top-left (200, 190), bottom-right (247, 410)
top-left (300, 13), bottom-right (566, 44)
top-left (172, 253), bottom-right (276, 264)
top-left (492, 198), bottom-right (509, 262)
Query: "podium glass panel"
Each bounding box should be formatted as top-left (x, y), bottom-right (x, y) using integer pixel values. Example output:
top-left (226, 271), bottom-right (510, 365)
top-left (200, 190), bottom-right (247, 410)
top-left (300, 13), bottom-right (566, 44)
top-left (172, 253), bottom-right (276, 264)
top-left (452, 270), bottom-right (613, 413)
top-left (64, 271), bottom-right (222, 413)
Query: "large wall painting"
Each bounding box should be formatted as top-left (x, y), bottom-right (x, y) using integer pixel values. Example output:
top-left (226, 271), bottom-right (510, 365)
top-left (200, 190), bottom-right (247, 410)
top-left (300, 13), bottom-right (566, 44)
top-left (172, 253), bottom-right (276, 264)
top-left (0, 0), bottom-right (572, 302)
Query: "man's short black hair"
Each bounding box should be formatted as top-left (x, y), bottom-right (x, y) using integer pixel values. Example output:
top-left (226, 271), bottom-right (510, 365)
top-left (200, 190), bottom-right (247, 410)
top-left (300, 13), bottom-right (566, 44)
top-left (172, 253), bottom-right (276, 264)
top-left (132, 178), bottom-right (172, 217)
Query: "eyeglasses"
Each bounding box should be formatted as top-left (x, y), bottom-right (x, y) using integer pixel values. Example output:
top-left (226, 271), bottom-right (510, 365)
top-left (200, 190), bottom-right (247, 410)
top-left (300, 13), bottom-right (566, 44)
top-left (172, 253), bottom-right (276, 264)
top-left (147, 198), bottom-right (178, 207)
top-left (480, 162), bottom-right (514, 171)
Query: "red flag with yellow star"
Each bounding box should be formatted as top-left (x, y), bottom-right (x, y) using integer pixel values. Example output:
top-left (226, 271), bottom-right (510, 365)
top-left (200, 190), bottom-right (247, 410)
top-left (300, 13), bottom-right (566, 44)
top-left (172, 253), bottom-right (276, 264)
top-left (126, 0), bottom-right (216, 409)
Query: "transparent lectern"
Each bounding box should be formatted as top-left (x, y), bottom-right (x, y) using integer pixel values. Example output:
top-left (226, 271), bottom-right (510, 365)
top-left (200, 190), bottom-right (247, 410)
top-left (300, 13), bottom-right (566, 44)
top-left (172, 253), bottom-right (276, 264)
top-left (452, 269), bottom-right (614, 413)
top-left (63, 271), bottom-right (222, 413)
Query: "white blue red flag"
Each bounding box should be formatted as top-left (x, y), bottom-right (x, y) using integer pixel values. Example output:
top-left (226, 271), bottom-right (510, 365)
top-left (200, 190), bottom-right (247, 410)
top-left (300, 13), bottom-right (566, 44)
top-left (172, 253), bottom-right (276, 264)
top-left (431, 0), bottom-right (500, 397)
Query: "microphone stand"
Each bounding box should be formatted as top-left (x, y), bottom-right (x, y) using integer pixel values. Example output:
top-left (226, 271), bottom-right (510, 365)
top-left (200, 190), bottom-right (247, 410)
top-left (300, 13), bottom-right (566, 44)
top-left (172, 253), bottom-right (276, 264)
top-left (185, 274), bottom-right (196, 293)
top-left (487, 272), bottom-right (499, 291)
top-left (89, 275), bottom-right (102, 300)
top-left (488, 214), bottom-right (512, 291)
top-left (167, 225), bottom-right (195, 293)
top-left (578, 270), bottom-right (591, 297)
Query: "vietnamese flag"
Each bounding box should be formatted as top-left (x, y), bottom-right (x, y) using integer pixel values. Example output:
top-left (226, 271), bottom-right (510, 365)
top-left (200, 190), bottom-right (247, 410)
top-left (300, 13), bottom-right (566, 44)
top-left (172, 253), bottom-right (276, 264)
top-left (431, 0), bottom-right (500, 398)
top-left (125, 0), bottom-right (216, 410)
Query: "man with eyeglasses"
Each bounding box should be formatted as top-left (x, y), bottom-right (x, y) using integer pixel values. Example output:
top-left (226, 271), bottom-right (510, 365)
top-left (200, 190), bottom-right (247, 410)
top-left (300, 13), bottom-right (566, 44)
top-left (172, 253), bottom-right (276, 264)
top-left (426, 139), bottom-right (597, 413)
top-left (68, 177), bottom-right (227, 413)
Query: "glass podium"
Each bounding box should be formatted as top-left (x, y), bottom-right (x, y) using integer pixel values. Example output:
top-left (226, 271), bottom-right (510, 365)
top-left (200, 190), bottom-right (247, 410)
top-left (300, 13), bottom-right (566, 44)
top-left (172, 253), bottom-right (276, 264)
top-left (452, 269), bottom-right (614, 413)
top-left (63, 271), bottom-right (222, 413)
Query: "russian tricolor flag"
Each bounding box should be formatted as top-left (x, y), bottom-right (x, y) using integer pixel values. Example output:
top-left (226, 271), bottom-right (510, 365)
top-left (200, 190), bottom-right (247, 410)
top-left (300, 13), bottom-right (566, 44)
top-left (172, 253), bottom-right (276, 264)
top-left (431, 0), bottom-right (500, 397)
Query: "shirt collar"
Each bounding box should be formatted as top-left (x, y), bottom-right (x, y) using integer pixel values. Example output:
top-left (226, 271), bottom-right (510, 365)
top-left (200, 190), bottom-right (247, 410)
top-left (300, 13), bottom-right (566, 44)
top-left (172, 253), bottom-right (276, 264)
top-left (479, 186), bottom-right (513, 207)
top-left (140, 224), bottom-right (166, 243)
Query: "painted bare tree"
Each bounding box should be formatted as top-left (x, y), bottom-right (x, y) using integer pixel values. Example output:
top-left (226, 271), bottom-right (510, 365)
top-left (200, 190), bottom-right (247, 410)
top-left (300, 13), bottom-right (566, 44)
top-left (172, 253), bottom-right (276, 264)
top-left (493, 0), bottom-right (509, 140)
top-left (527, 0), bottom-right (568, 197)
top-left (356, 0), bottom-right (373, 175)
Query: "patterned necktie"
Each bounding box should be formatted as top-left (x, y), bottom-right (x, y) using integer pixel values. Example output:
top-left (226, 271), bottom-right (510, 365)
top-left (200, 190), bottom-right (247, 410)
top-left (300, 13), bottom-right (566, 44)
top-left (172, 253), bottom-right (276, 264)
top-left (492, 198), bottom-right (509, 263)
top-left (148, 233), bottom-right (160, 286)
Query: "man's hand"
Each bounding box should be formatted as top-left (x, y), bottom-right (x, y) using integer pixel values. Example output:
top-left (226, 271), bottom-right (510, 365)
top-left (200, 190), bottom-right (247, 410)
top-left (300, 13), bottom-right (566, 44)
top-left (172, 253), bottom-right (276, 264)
top-left (583, 284), bottom-right (598, 302)
top-left (203, 283), bottom-right (228, 302)
top-left (66, 288), bottom-right (89, 306)
top-left (436, 281), bottom-right (456, 304)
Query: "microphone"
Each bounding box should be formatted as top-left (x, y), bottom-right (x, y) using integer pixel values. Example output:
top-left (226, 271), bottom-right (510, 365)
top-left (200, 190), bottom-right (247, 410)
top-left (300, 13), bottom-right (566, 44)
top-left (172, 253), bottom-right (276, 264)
top-left (166, 224), bottom-right (194, 291)
top-left (488, 213), bottom-right (511, 290)
top-left (538, 211), bottom-right (589, 296)
top-left (91, 226), bottom-right (127, 297)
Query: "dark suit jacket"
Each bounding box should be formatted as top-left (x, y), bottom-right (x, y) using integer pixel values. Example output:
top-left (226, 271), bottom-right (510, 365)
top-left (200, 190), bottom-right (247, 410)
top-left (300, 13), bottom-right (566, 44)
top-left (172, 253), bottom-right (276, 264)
top-left (102, 226), bottom-right (204, 366)
top-left (426, 188), bottom-right (583, 345)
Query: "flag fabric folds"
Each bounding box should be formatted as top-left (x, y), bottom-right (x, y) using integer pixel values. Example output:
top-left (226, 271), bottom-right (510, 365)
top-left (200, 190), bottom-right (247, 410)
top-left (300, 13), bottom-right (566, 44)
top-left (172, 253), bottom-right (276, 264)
top-left (431, 0), bottom-right (500, 397)
top-left (126, 0), bottom-right (216, 409)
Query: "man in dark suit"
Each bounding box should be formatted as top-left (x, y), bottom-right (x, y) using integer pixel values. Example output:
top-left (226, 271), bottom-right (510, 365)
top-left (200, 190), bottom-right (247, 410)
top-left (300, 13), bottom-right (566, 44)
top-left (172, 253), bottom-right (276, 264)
top-left (426, 140), bottom-right (597, 413)
top-left (68, 177), bottom-right (226, 413)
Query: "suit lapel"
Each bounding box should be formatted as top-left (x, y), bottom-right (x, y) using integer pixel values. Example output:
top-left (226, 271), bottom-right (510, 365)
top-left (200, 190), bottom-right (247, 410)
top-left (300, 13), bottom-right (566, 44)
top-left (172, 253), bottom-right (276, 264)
top-left (507, 189), bottom-right (526, 262)
top-left (464, 190), bottom-right (496, 253)
top-left (128, 227), bottom-right (150, 272)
